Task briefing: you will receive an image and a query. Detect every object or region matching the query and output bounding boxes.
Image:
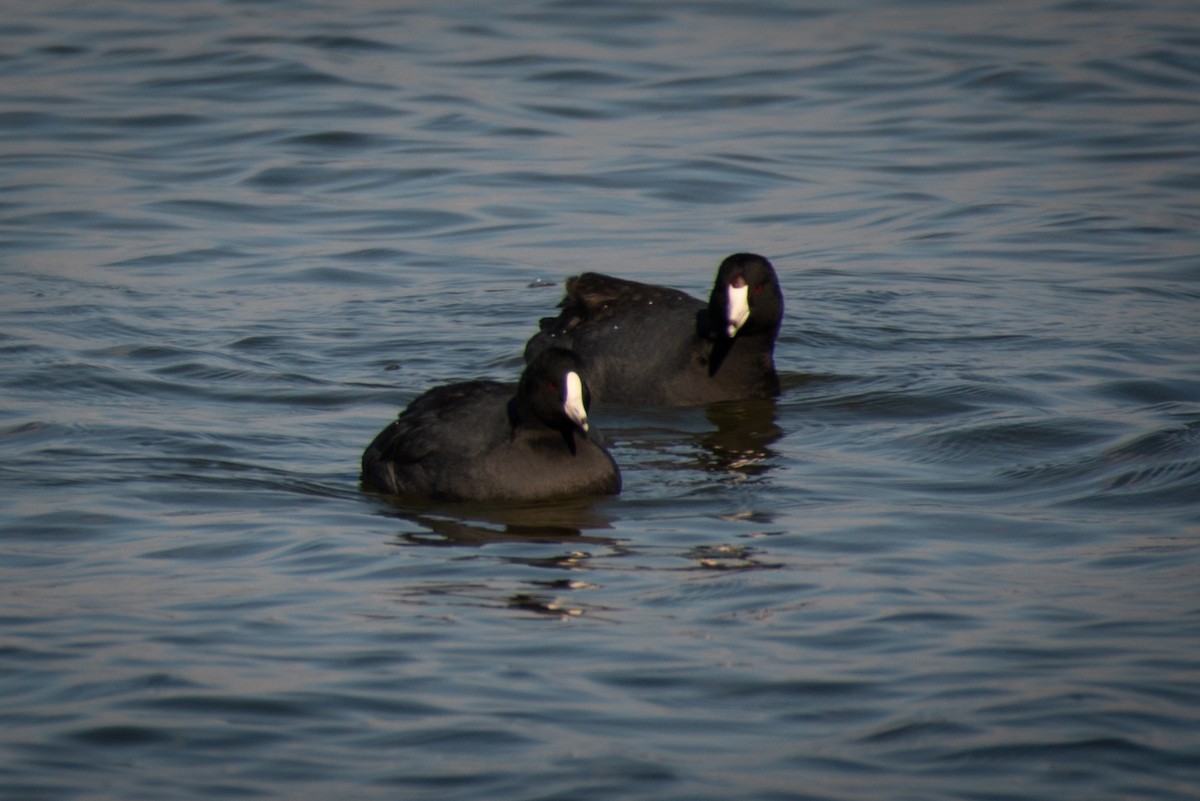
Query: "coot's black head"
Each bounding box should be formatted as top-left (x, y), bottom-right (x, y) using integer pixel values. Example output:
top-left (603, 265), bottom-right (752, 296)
top-left (708, 253), bottom-right (783, 340)
top-left (518, 347), bottom-right (592, 433)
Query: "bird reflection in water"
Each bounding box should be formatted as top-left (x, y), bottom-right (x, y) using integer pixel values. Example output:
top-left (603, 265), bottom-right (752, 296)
top-left (375, 495), bottom-right (620, 548)
top-left (696, 397), bottom-right (783, 477)
top-left (372, 498), bottom-right (623, 619)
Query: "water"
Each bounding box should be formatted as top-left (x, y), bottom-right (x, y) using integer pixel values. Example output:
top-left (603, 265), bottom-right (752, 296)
top-left (2, 0), bottom-right (1199, 798)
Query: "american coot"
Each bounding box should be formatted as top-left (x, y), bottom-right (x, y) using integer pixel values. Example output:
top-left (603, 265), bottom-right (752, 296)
top-left (524, 253), bottom-right (783, 406)
top-left (361, 348), bottom-right (621, 502)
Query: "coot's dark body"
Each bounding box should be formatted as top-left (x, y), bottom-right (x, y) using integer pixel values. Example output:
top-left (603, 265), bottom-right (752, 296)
top-left (524, 253), bottom-right (783, 406)
top-left (362, 348), bottom-right (620, 502)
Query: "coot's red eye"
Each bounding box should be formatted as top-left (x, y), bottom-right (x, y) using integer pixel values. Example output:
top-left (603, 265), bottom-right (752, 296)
top-left (754, 284), bottom-right (764, 294)
top-left (547, 381), bottom-right (558, 390)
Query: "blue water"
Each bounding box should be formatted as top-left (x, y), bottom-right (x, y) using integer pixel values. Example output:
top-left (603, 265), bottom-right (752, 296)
top-left (3, 1), bottom-right (1199, 799)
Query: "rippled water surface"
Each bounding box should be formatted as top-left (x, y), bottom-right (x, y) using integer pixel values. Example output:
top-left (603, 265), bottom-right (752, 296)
top-left (3, 1), bottom-right (1200, 799)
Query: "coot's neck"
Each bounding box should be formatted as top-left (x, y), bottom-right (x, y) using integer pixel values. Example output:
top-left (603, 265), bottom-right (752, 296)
top-left (708, 325), bottom-right (776, 379)
top-left (507, 396), bottom-right (581, 451)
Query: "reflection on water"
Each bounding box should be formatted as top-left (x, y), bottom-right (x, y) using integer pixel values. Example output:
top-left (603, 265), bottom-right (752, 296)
top-left (699, 397), bottom-right (784, 477)
top-left (686, 542), bottom-right (784, 571)
top-left (374, 496), bottom-right (620, 546)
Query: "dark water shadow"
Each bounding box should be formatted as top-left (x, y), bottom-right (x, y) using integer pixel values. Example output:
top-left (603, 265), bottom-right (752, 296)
top-left (367, 494), bottom-right (628, 620)
top-left (366, 493), bottom-right (622, 547)
top-left (696, 396), bottom-right (784, 476)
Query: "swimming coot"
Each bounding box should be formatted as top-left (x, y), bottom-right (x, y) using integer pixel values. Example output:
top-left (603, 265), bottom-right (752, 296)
top-left (523, 253), bottom-right (783, 406)
top-left (361, 348), bottom-right (621, 502)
